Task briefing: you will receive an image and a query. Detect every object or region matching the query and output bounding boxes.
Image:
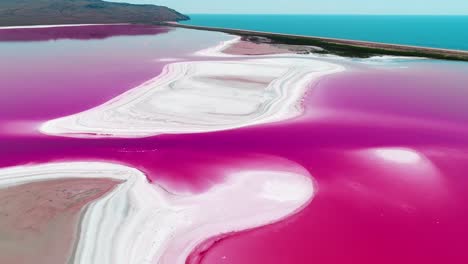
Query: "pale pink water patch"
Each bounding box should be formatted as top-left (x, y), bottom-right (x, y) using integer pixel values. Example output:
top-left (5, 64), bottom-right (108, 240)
top-left (223, 40), bottom-right (293, 55)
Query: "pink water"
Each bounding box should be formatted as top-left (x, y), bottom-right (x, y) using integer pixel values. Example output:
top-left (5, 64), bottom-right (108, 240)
top-left (1, 25), bottom-right (468, 263)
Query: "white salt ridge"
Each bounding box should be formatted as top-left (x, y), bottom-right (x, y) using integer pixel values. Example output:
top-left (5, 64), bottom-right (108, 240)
top-left (195, 36), bottom-right (242, 57)
top-left (40, 58), bottom-right (343, 138)
top-left (0, 162), bottom-right (314, 264)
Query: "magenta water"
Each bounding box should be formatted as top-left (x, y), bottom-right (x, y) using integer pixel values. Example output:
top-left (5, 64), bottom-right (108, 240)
top-left (0, 24), bottom-right (229, 122)
top-left (1, 25), bottom-right (468, 263)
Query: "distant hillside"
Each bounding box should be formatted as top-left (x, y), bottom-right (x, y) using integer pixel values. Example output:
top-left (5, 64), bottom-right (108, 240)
top-left (0, 0), bottom-right (189, 27)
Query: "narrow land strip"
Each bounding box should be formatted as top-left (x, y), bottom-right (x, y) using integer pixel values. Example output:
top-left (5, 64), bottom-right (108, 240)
top-left (164, 22), bottom-right (468, 61)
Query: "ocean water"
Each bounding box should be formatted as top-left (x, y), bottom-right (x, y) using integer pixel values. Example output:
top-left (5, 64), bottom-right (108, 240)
top-left (182, 15), bottom-right (468, 50)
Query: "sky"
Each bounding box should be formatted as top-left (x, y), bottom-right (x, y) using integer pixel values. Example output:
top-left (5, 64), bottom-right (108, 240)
top-left (109, 0), bottom-right (468, 15)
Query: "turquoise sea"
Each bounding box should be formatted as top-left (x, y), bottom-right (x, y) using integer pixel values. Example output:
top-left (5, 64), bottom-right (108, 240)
top-left (182, 15), bottom-right (468, 51)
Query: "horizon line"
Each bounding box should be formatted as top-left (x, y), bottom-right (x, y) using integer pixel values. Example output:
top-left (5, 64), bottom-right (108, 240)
top-left (185, 13), bottom-right (468, 16)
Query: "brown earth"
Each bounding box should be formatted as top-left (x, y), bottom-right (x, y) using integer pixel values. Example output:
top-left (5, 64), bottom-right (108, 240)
top-left (0, 178), bottom-right (121, 264)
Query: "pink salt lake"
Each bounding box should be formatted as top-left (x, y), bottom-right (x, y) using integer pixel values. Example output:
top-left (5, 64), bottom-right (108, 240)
top-left (1, 24), bottom-right (468, 264)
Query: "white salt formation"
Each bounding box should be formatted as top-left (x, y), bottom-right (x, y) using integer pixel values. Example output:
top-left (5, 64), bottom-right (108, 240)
top-left (40, 58), bottom-right (343, 138)
top-left (0, 162), bottom-right (314, 264)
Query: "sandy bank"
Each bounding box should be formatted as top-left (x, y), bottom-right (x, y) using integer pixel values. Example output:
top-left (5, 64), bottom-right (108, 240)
top-left (0, 177), bottom-right (119, 264)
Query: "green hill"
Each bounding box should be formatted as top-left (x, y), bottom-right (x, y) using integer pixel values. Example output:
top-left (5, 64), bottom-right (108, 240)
top-left (0, 0), bottom-right (189, 26)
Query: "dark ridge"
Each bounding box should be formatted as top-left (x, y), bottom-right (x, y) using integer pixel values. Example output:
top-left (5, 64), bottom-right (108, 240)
top-left (0, 0), bottom-right (189, 27)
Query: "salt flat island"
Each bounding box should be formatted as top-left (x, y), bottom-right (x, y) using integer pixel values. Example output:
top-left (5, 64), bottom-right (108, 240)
top-left (1, 5), bottom-right (468, 264)
top-left (40, 58), bottom-right (343, 137)
top-left (0, 162), bottom-right (313, 263)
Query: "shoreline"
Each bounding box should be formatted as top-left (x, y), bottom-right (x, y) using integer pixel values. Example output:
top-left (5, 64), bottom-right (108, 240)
top-left (164, 22), bottom-right (468, 61)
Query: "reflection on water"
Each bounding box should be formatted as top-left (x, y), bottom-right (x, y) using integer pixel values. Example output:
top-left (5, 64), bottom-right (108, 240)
top-left (374, 148), bottom-right (422, 164)
top-left (0, 24), bottom-right (171, 42)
